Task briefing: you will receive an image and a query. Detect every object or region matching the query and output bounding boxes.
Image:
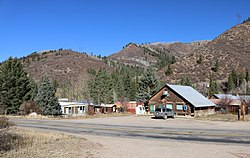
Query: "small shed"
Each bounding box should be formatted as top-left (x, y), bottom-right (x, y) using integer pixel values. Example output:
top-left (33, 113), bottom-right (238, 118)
top-left (147, 84), bottom-right (215, 116)
top-left (101, 104), bottom-right (116, 113)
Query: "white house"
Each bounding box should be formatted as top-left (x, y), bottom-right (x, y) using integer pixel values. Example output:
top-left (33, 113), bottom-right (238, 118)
top-left (59, 98), bottom-right (87, 115)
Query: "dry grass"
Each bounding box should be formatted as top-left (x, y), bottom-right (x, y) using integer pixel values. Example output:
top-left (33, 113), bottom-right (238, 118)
top-left (62, 112), bottom-right (133, 120)
top-left (195, 113), bottom-right (250, 122)
top-left (2, 112), bottom-right (133, 120)
top-left (0, 127), bottom-right (102, 158)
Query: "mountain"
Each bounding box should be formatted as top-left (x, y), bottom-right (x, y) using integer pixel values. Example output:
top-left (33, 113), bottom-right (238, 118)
top-left (21, 49), bottom-right (113, 85)
top-left (6, 20), bottom-right (249, 90)
top-left (109, 41), bottom-right (209, 68)
top-left (164, 21), bottom-right (250, 83)
top-left (109, 21), bottom-right (250, 85)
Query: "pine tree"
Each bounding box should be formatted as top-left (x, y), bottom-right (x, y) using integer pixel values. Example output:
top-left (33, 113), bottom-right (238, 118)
top-left (246, 69), bottom-right (249, 83)
top-left (129, 78), bottom-right (137, 101)
top-left (136, 68), bottom-right (159, 102)
top-left (35, 76), bottom-right (61, 115)
top-left (180, 77), bottom-right (192, 86)
top-left (231, 69), bottom-right (238, 87)
top-left (171, 55), bottom-right (176, 64)
top-left (212, 60), bottom-right (219, 72)
top-left (123, 73), bottom-right (131, 99)
top-left (24, 77), bottom-right (38, 101)
top-left (115, 75), bottom-right (125, 101)
top-left (247, 85), bottom-right (250, 95)
top-left (227, 74), bottom-right (234, 92)
top-left (238, 72), bottom-right (245, 86)
top-left (197, 55), bottom-right (203, 64)
top-left (90, 69), bottom-right (113, 104)
top-left (209, 75), bottom-right (218, 97)
top-left (0, 57), bottom-right (35, 114)
top-left (165, 65), bottom-right (173, 76)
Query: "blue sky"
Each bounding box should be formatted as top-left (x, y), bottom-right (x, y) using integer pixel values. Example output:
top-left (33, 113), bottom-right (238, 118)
top-left (0, 0), bottom-right (249, 62)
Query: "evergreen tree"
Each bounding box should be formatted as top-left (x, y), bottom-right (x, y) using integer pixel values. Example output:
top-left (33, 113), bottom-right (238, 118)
top-left (209, 75), bottom-right (218, 97)
top-left (246, 69), bottom-right (249, 83)
top-left (180, 77), bottom-right (192, 86)
top-left (197, 55), bottom-right (203, 64)
top-left (123, 73), bottom-right (131, 99)
top-left (129, 78), bottom-right (137, 101)
top-left (136, 68), bottom-right (159, 102)
top-left (24, 77), bottom-right (38, 101)
top-left (90, 69), bottom-right (113, 104)
top-left (35, 76), bottom-right (61, 115)
top-left (231, 69), bottom-right (238, 86)
top-left (115, 75), bottom-right (125, 101)
top-left (238, 72), bottom-right (245, 86)
top-left (227, 74), bottom-right (234, 92)
top-left (171, 55), bottom-right (176, 64)
top-left (247, 85), bottom-right (250, 95)
top-left (165, 65), bottom-right (173, 76)
top-left (212, 60), bottom-right (219, 72)
top-left (0, 57), bottom-right (35, 114)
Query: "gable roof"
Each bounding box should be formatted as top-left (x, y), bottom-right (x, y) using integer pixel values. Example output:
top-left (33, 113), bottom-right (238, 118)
top-left (167, 84), bottom-right (215, 108)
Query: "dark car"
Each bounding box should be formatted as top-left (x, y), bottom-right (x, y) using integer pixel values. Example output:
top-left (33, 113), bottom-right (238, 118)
top-left (154, 107), bottom-right (176, 119)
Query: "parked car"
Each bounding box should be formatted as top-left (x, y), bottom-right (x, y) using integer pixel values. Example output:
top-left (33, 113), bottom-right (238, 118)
top-left (154, 107), bottom-right (176, 119)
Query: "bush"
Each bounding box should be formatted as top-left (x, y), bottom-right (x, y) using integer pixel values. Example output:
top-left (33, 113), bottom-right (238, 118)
top-left (0, 117), bottom-right (13, 129)
top-left (19, 101), bottom-right (42, 115)
top-left (0, 130), bottom-right (23, 154)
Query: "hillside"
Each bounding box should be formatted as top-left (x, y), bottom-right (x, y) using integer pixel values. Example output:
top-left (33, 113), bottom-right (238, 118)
top-left (163, 21), bottom-right (250, 83)
top-left (11, 21), bottom-right (250, 90)
top-left (21, 50), bottom-right (113, 85)
top-left (109, 43), bottom-right (158, 67)
top-left (109, 21), bottom-right (250, 86)
top-left (109, 41), bottom-right (209, 68)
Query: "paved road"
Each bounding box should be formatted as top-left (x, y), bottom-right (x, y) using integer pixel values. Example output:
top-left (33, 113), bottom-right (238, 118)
top-left (12, 116), bottom-right (250, 145)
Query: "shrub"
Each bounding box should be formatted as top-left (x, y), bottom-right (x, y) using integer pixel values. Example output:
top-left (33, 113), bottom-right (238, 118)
top-left (0, 130), bottom-right (23, 154)
top-left (19, 101), bottom-right (42, 115)
top-left (0, 117), bottom-right (13, 129)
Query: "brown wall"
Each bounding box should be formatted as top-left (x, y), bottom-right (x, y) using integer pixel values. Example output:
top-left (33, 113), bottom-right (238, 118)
top-left (148, 86), bottom-right (192, 115)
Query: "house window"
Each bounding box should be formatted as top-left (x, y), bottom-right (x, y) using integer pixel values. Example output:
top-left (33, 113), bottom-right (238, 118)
top-left (163, 91), bottom-right (169, 96)
top-left (159, 104), bottom-right (163, 108)
top-left (183, 105), bottom-right (187, 111)
top-left (176, 105), bottom-right (183, 110)
top-left (80, 106), bottom-right (83, 110)
top-left (166, 104), bottom-right (173, 109)
top-left (150, 105), bottom-right (155, 112)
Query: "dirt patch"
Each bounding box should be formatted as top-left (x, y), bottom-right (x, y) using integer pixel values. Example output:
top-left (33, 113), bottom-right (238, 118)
top-left (0, 127), bottom-right (102, 158)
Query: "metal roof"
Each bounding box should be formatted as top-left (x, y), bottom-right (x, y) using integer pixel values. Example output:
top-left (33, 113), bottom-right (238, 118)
top-left (214, 94), bottom-right (239, 100)
top-left (167, 84), bottom-right (215, 108)
top-left (214, 94), bottom-right (250, 102)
